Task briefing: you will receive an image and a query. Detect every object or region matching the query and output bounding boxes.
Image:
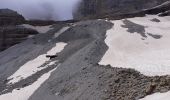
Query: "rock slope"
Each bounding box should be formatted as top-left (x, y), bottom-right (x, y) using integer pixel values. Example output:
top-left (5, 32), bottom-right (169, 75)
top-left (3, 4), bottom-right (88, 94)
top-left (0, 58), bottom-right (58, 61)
top-left (1, 1), bottom-right (170, 100)
top-left (0, 15), bottom-right (170, 100)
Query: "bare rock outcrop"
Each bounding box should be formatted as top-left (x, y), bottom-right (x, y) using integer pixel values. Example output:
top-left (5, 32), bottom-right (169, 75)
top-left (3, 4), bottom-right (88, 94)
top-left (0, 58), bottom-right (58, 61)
top-left (0, 26), bottom-right (38, 51)
top-left (0, 9), bottom-right (25, 26)
top-left (74, 0), bottom-right (170, 20)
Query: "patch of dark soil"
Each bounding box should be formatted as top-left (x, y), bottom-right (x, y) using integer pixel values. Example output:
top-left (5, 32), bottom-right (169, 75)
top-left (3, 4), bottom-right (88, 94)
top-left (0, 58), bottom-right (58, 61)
top-left (147, 33), bottom-right (162, 39)
top-left (121, 19), bottom-right (147, 38)
top-left (151, 18), bottom-right (161, 22)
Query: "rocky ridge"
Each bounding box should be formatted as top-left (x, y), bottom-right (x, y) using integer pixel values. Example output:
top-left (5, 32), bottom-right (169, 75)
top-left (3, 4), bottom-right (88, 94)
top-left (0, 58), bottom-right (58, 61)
top-left (0, 1), bottom-right (170, 100)
top-left (74, 0), bottom-right (170, 20)
top-left (0, 9), bottom-right (25, 26)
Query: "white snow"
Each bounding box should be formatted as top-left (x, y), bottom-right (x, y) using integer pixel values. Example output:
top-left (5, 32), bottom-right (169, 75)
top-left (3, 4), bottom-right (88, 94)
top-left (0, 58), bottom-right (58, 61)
top-left (22, 24), bottom-right (53, 33)
top-left (48, 61), bottom-right (58, 66)
top-left (46, 42), bottom-right (67, 55)
top-left (0, 65), bottom-right (59, 100)
top-left (99, 15), bottom-right (170, 76)
top-left (8, 42), bottom-right (67, 84)
top-left (54, 26), bottom-right (70, 38)
top-left (139, 91), bottom-right (170, 100)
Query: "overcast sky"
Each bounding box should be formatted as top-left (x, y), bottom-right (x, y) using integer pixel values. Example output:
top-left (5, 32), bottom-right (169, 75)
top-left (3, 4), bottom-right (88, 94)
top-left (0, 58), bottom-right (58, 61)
top-left (0, 0), bottom-right (81, 20)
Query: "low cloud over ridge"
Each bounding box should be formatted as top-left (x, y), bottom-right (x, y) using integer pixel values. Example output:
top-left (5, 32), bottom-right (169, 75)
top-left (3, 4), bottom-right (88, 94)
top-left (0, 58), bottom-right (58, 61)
top-left (0, 0), bottom-right (81, 20)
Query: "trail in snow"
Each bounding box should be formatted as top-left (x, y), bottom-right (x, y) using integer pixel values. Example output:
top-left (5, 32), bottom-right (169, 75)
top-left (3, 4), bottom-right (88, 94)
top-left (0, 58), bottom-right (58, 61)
top-left (0, 64), bottom-right (60, 100)
top-left (8, 42), bottom-right (67, 84)
top-left (99, 15), bottom-right (170, 76)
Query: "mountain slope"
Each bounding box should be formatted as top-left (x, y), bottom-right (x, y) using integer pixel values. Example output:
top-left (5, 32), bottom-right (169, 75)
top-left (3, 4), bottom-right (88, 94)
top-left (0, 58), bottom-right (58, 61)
top-left (1, 1), bottom-right (170, 100)
top-left (0, 15), bottom-right (170, 100)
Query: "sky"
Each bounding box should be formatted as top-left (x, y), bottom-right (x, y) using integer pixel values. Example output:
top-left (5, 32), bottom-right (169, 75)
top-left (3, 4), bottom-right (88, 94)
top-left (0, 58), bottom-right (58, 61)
top-left (0, 0), bottom-right (81, 20)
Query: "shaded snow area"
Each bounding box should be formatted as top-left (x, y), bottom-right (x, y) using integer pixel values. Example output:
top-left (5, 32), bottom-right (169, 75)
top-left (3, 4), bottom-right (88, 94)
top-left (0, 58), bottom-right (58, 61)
top-left (0, 65), bottom-right (59, 100)
top-left (7, 42), bottom-right (67, 84)
top-left (140, 91), bottom-right (170, 100)
top-left (22, 24), bottom-right (53, 33)
top-left (99, 15), bottom-right (170, 76)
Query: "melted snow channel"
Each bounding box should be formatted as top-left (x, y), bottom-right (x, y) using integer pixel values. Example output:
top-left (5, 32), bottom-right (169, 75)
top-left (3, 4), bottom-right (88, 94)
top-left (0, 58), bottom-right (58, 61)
top-left (8, 42), bottom-right (67, 84)
top-left (99, 16), bottom-right (170, 76)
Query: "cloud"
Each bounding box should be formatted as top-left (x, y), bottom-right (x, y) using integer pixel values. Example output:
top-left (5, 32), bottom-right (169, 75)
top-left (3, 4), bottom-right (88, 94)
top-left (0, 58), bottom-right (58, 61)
top-left (0, 0), bottom-right (81, 20)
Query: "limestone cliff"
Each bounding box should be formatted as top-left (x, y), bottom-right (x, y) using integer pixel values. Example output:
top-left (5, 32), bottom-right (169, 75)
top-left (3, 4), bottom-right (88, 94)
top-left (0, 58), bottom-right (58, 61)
top-left (74, 0), bottom-right (170, 19)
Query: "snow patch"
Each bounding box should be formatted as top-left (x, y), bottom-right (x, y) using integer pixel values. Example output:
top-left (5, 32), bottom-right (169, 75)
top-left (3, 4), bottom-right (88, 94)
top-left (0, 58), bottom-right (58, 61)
top-left (46, 42), bottom-right (67, 55)
top-left (100, 16), bottom-right (170, 76)
top-left (139, 91), bottom-right (170, 100)
top-left (54, 26), bottom-right (70, 38)
top-left (0, 65), bottom-right (59, 100)
top-left (48, 60), bottom-right (58, 66)
top-left (8, 42), bottom-right (67, 84)
top-left (22, 24), bottom-right (53, 33)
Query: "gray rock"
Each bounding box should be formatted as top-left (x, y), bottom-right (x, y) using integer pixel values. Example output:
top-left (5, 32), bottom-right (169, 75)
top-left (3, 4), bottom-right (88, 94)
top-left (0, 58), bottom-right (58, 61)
top-left (0, 9), bottom-right (25, 26)
top-left (74, 0), bottom-right (170, 20)
top-left (0, 26), bottom-right (38, 51)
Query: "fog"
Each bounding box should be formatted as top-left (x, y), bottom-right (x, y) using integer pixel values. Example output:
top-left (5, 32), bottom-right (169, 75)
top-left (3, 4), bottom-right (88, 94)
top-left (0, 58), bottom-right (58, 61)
top-left (0, 0), bottom-right (81, 20)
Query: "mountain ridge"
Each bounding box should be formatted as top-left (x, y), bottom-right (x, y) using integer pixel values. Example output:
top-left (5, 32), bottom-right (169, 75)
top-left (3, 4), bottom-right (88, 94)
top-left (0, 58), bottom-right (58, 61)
top-left (0, 1), bottom-right (170, 100)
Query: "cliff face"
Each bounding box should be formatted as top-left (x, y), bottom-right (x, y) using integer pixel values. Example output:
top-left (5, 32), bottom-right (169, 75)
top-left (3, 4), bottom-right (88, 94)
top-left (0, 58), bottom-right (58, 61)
top-left (0, 9), bottom-right (39, 51)
top-left (0, 26), bottom-right (38, 51)
top-left (74, 0), bottom-right (170, 19)
top-left (0, 9), bottom-right (25, 26)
